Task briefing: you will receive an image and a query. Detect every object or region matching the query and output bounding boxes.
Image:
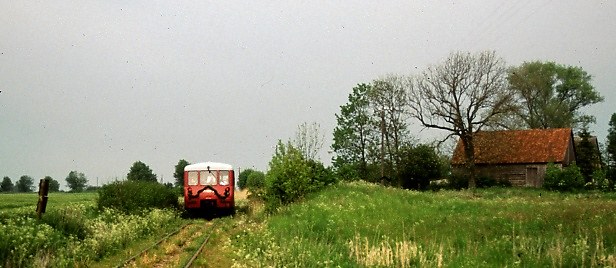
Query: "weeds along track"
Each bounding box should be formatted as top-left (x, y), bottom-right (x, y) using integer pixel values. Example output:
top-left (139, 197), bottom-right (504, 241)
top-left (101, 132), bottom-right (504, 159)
top-left (117, 221), bottom-right (214, 268)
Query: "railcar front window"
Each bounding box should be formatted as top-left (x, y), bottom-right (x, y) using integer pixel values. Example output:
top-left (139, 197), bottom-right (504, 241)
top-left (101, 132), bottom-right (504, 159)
top-left (201, 171), bottom-right (217, 185)
top-left (219, 171), bottom-right (229, 186)
top-left (188, 171), bottom-right (198, 186)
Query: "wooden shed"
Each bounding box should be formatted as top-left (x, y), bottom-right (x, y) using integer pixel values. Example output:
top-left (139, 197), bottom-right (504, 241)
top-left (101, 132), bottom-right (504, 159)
top-left (451, 128), bottom-right (576, 187)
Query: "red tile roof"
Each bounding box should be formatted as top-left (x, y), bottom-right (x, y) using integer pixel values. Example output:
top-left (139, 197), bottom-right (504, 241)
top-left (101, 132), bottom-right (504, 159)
top-left (451, 128), bottom-right (573, 165)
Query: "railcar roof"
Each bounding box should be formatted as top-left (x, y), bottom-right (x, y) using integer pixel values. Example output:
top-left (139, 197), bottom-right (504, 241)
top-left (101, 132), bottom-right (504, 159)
top-left (184, 162), bottom-right (233, 171)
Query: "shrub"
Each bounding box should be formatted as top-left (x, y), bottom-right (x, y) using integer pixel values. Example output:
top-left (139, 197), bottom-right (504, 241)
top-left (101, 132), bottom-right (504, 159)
top-left (398, 144), bottom-right (443, 190)
top-left (544, 163), bottom-right (585, 191)
top-left (97, 180), bottom-right (179, 214)
top-left (264, 141), bottom-right (335, 212)
top-left (307, 159), bottom-right (337, 189)
top-left (588, 168), bottom-right (610, 191)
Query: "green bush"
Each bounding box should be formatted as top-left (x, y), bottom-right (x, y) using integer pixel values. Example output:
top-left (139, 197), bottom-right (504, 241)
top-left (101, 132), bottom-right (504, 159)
top-left (307, 159), bottom-right (337, 189)
top-left (264, 141), bottom-right (336, 212)
top-left (398, 144), bottom-right (443, 190)
top-left (97, 180), bottom-right (179, 214)
top-left (587, 168), bottom-right (611, 191)
top-left (543, 163), bottom-right (585, 191)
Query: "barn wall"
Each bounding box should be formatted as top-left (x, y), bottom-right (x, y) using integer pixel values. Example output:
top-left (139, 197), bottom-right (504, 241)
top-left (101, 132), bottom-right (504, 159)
top-left (453, 163), bottom-right (556, 187)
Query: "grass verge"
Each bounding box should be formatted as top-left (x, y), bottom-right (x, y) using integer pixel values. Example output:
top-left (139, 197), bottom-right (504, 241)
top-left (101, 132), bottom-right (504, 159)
top-left (229, 181), bottom-right (616, 267)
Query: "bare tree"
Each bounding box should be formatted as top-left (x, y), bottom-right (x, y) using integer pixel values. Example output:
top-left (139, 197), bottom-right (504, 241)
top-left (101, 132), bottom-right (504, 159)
top-left (293, 122), bottom-right (325, 161)
top-left (369, 75), bottom-right (410, 179)
top-left (407, 51), bottom-right (515, 188)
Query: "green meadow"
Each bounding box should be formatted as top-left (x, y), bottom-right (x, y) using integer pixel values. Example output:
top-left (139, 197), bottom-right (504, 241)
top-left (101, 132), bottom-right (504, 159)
top-left (0, 192), bottom-right (96, 211)
top-left (231, 181), bottom-right (616, 267)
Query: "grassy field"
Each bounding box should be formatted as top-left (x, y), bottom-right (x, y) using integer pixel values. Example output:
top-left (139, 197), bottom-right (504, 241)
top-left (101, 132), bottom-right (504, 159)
top-left (0, 191), bottom-right (182, 267)
top-left (229, 181), bottom-right (616, 267)
top-left (0, 192), bottom-right (97, 211)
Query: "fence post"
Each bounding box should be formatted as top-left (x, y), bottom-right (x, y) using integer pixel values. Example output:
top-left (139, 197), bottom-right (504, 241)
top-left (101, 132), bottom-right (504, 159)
top-left (36, 178), bottom-right (50, 219)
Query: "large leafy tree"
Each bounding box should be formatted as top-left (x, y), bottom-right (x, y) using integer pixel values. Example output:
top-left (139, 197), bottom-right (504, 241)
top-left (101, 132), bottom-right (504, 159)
top-left (16, 175), bottom-right (34, 192)
top-left (1, 176), bottom-right (14, 192)
top-left (332, 83), bottom-right (374, 180)
top-left (66, 171), bottom-right (88, 192)
top-left (173, 159), bottom-right (190, 187)
top-left (407, 51), bottom-right (515, 189)
top-left (508, 61), bottom-right (603, 129)
top-left (127, 161), bottom-right (157, 182)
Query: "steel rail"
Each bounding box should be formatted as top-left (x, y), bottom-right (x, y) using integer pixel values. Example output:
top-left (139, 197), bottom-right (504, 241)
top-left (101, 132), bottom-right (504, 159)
top-left (183, 228), bottom-right (214, 268)
top-left (116, 223), bottom-right (191, 268)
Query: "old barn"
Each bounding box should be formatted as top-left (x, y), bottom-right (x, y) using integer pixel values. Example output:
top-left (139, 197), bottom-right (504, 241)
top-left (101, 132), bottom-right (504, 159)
top-left (451, 128), bottom-right (576, 187)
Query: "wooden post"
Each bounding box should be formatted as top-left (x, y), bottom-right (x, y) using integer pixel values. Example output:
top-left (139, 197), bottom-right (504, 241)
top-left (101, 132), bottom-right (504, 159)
top-left (36, 178), bottom-right (50, 219)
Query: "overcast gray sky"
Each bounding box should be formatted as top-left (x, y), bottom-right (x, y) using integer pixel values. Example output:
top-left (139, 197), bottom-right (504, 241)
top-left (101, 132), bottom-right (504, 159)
top-left (1, 1), bottom-right (615, 189)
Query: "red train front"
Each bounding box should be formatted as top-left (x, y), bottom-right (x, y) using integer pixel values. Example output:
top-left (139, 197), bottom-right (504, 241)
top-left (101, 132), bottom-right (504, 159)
top-left (183, 162), bottom-right (235, 214)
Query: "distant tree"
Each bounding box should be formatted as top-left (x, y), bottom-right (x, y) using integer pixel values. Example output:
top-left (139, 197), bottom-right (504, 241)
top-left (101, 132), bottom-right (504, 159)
top-left (45, 176), bottom-right (61, 192)
top-left (16, 175), bottom-right (34, 192)
top-left (398, 144), bottom-right (443, 190)
top-left (127, 161), bottom-right (157, 182)
top-left (66, 171), bottom-right (88, 192)
top-left (407, 51), bottom-right (515, 189)
top-left (174, 159), bottom-right (190, 187)
top-left (293, 122), bottom-right (325, 161)
top-left (1, 176), bottom-right (14, 192)
top-left (607, 113), bottom-right (616, 182)
top-left (246, 170), bottom-right (266, 190)
top-left (332, 83), bottom-right (374, 181)
top-left (238, 168), bottom-right (255, 189)
top-left (508, 61), bottom-right (603, 129)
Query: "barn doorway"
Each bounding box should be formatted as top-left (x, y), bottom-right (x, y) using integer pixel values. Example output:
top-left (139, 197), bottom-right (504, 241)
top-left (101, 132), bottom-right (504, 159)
top-left (526, 167), bottom-right (539, 187)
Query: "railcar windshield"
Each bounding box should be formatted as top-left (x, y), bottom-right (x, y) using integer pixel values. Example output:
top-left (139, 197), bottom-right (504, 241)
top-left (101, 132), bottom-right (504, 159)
top-left (219, 171), bottom-right (230, 186)
top-left (188, 171), bottom-right (199, 186)
top-left (200, 171), bottom-right (217, 185)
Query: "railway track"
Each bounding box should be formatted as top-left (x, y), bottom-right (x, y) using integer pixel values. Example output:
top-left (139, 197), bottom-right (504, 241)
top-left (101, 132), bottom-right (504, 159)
top-left (117, 221), bottom-right (215, 268)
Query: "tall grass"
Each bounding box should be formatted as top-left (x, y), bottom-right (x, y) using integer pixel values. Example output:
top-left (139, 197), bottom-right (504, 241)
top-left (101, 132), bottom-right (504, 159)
top-left (0, 193), bottom-right (182, 267)
top-left (231, 181), bottom-right (616, 267)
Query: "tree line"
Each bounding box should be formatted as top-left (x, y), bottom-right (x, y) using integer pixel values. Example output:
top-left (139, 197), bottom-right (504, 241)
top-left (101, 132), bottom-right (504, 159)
top-left (0, 160), bottom-right (174, 193)
top-left (331, 51), bottom-right (605, 189)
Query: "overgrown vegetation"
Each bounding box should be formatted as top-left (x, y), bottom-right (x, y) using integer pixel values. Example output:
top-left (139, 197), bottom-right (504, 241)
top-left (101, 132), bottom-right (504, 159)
top-left (543, 163), bottom-right (585, 191)
top-left (0, 193), bottom-right (181, 267)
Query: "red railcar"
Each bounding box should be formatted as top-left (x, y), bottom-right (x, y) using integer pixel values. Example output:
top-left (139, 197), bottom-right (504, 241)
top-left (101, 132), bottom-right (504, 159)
top-left (183, 162), bottom-right (235, 214)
